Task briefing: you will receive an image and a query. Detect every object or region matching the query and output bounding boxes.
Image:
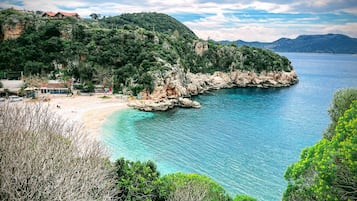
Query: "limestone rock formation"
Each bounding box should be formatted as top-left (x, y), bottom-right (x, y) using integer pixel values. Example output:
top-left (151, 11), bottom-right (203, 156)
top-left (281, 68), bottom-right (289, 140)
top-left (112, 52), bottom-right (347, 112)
top-left (2, 23), bottom-right (24, 40)
top-left (194, 41), bottom-right (208, 56)
top-left (128, 98), bottom-right (201, 112)
top-left (128, 68), bottom-right (298, 111)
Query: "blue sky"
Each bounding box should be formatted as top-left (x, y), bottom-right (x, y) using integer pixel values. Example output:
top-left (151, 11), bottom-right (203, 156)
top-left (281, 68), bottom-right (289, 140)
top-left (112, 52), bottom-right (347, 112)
top-left (1, 0), bottom-right (357, 41)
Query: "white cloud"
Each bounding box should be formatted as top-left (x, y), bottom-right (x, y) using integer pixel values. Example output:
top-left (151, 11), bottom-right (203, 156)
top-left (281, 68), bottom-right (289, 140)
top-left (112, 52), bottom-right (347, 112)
top-left (184, 12), bottom-right (242, 29)
top-left (1, 0), bottom-right (356, 41)
top-left (184, 11), bottom-right (357, 41)
top-left (189, 24), bottom-right (301, 42)
top-left (247, 1), bottom-right (292, 13)
top-left (321, 22), bottom-right (357, 38)
top-left (340, 6), bottom-right (357, 14)
top-left (301, 0), bottom-right (336, 8)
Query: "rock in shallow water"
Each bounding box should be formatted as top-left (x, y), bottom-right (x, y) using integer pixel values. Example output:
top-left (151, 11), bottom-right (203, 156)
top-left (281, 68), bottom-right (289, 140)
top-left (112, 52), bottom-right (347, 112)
top-left (128, 97), bottom-right (201, 112)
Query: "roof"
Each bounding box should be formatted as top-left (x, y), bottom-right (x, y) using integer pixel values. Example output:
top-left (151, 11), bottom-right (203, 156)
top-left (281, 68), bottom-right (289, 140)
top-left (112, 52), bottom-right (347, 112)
top-left (0, 80), bottom-right (24, 89)
top-left (41, 83), bottom-right (67, 88)
top-left (56, 12), bottom-right (79, 17)
top-left (42, 11), bottom-right (80, 18)
top-left (40, 80), bottom-right (70, 88)
top-left (42, 11), bottom-right (56, 17)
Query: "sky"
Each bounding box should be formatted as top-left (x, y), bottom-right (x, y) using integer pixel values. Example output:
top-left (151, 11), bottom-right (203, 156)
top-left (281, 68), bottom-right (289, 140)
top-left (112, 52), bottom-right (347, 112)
top-left (1, 0), bottom-right (357, 42)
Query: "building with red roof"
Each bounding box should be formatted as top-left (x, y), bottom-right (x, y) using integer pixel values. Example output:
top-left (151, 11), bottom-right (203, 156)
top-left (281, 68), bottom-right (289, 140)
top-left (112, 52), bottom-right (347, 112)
top-left (41, 11), bottom-right (80, 19)
top-left (55, 12), bottom-right (80, 19)
top-left (41, 11), bottom-right (56, 17)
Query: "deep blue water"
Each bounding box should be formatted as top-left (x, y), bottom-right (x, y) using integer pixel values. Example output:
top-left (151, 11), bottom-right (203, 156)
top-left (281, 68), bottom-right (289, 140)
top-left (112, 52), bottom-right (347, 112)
top-left (101, 53), bottom-right (357, 201)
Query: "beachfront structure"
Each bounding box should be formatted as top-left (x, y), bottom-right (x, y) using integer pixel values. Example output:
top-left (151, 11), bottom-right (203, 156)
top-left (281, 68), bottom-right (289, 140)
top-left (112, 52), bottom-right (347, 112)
top-left (24, 80), bottom-right (71, 98)
top-left (39, 80), bottom-right (71, 94)
top-left (0, 80), bottom-right (24, 95)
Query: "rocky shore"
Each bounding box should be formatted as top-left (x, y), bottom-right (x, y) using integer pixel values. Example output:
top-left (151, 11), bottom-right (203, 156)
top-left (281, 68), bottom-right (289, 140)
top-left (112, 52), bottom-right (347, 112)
top-left (128, 68), bottom-right (298, 111)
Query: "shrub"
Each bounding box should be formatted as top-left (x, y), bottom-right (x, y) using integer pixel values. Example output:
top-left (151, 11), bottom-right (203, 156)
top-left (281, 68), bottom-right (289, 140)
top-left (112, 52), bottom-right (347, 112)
top-left (114, 158), bottom-right (161, 200)
top-left (0, 103), bottom-right (117, 200)
top-left (159, 173), bottom-right (231, 201)
top-left (283, 97), bottom-right (357, 201)
top-left (233, 194), bottom-right (257, 201)
top-left (324, 88), bottom-right (357, 139)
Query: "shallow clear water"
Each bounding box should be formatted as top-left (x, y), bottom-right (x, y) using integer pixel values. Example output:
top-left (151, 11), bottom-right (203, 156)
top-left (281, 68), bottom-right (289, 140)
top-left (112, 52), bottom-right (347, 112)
top-left (101, 53), bottom-right (357, 200)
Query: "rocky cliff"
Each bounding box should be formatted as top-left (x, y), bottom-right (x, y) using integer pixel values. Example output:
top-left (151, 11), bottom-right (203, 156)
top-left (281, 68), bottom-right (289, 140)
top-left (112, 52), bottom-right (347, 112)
top-left (1, 22), bottom-right (24, 40)
top-left (128, 67), bottom-right (298, 111)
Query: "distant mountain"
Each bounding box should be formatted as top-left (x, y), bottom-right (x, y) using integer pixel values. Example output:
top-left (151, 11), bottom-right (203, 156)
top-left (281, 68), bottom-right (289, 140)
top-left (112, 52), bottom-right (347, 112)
top-left (222, 34), bottom-right (357, 54)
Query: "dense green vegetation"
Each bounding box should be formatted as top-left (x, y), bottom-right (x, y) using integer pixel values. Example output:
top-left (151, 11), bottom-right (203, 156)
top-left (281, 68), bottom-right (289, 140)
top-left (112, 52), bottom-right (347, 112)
top-left (0, 9), bottom-right (292, 95)
top-left (233, 194), bottom-right (257, 201)
top-left (283, 88), bottom-right (357, 201)
top-left (114, 158), bottom-right (161, 200)
top-left (324, 88), bottom-right (357, 140)
top-left (100, 12), bottom-right (197, 39)
top-left (112, 158), bottom-right (253, 201)
top-left (160, 173), bottom-right (231, 201)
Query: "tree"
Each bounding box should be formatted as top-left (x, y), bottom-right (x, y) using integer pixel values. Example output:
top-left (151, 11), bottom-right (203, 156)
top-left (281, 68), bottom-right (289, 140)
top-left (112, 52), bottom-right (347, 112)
top-left (0, 103), bottom-right (118, 200)
top-left (233, 194), bottom-right (257, 201)
top-left (324, 88), bottom-right (357, 139)
top-left (283, 93), bottom-right (357, 201)
top-left (159, 173), bottom-right (231, 201)
top-left (114, 158), bottom-right (161, 200)
top-left (90, 13), bottom-right (101, 20)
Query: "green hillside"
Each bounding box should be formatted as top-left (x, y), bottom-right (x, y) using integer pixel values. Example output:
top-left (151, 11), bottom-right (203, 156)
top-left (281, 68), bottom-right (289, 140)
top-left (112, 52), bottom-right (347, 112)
top-left (99, 12), bottom-right (197, 39)
top-left (0, 9), bottom-right (293, 95)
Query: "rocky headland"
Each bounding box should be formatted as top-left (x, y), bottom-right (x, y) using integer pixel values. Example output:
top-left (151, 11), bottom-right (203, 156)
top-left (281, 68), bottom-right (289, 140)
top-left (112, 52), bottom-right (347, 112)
top-left (128, 68), bottom-right (298, 111)
top-left (1, 10), bottom-right (299, 112)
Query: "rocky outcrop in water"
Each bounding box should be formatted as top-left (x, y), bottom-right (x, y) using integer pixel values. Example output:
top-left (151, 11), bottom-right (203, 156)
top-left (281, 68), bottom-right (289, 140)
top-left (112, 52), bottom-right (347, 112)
top-left (128, 67), bottom-right (298, 111)
top-left (128, 97), bottom-right (201, 112)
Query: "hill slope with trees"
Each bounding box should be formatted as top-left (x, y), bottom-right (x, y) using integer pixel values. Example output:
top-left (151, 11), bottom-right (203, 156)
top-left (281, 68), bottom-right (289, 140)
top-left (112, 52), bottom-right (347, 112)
top-left (0, 9), bottom-right (296, 103)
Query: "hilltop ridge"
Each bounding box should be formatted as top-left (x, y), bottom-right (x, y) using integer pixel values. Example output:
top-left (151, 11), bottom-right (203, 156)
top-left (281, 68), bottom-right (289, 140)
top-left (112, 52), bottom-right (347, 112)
top-left (222, 34), bottom-right (357, 54)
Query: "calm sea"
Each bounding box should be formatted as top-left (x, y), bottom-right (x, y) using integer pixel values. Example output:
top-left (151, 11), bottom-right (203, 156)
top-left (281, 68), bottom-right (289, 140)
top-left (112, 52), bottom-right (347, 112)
top-left (100, 53), bottom-right (357, 201)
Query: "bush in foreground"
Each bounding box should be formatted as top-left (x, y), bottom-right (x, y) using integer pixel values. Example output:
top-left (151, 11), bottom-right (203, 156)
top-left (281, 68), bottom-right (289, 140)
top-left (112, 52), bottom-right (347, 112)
top-left (324, 88), bottom-right (357, 139)
top-left (283, 89), bottom-right (357, 201)
top-left (233, 194), bottom-right (257, 201)
top-left (0, 103), bottom-right (117, 200)
top-left (0, 103), bottom-right (257, 201)
top-left (159, 173), bottom-right (231, 201)
top-left (114, 158), bottom-right (161, 200)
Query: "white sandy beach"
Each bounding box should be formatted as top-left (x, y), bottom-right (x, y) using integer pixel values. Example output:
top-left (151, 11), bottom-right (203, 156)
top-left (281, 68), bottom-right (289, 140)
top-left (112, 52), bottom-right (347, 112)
top-left (43, 94), bottom-right (129, 141)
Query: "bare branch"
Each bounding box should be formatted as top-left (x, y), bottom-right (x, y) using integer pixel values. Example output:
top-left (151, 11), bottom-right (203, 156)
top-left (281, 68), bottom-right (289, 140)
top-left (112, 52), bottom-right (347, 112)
top-left (0, 103), bottom-right (118, 200)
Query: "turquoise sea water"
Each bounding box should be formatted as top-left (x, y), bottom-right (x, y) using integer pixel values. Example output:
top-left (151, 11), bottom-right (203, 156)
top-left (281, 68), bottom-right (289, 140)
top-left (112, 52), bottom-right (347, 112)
top-left (101, 53), bottom-right (357, 201)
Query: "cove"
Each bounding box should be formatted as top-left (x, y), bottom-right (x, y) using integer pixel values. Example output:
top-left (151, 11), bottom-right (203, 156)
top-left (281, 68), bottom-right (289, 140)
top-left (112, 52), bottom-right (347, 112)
top-left (100, 53), bottom-right (357, 200)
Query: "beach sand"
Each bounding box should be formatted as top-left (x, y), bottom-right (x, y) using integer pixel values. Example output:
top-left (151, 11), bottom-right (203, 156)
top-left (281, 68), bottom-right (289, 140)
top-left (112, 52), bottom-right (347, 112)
top-left (44, 94), bottom-right (129, 141)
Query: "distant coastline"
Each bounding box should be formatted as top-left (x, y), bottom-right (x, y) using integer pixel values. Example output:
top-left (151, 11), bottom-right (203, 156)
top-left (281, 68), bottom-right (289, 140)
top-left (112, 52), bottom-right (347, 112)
top-left (220, 33), bottom-right (357, 54)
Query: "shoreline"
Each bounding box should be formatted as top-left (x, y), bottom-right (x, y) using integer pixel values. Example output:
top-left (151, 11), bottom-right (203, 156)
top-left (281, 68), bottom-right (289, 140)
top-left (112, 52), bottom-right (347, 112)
top-left (43, 94), bottom-right (129, 141)
top-left (129, 70), bottom-right (299, 111)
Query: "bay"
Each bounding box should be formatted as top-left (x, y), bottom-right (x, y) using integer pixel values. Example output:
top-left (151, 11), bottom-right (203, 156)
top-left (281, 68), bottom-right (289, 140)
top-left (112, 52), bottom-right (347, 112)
top-left (100, 53), bottom-right (357, 201)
